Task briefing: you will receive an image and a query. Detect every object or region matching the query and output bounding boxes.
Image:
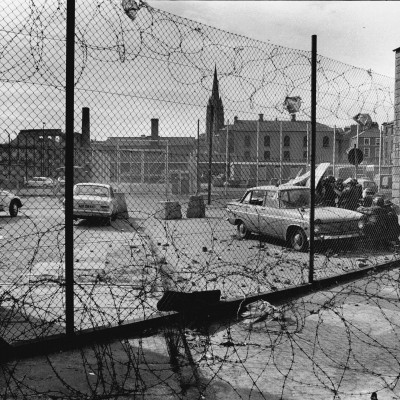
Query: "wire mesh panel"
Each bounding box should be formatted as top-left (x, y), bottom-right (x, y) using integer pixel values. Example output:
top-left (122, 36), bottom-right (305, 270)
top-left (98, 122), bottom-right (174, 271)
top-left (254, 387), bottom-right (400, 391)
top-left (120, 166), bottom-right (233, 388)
top-left (0, 0), bottom-right (397, 360)
top-left (2, 1), bottom-right (400, 399)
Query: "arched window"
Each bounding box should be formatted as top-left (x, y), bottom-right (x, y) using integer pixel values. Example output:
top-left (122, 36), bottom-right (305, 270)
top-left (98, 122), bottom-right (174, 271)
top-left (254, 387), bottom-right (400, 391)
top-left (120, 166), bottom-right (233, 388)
top-left (264, 135), bottom-right (270, 147)
top-left (303, 135), bottom-right (308, 148)
top-left (323, 136), bottom-right (329, 148)
top-left (284, 135), bottom-right (290, 147)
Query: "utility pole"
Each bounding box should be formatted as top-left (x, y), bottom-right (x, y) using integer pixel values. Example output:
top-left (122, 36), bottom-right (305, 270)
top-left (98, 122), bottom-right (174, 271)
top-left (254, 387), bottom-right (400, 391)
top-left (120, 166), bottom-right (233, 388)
top-left (7, 130), bottom-right (11, 180)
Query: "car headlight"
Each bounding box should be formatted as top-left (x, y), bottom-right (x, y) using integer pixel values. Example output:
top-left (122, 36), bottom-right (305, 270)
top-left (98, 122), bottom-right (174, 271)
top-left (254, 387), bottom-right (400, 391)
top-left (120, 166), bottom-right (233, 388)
top-left (358, 219), bottom-right (365, 229)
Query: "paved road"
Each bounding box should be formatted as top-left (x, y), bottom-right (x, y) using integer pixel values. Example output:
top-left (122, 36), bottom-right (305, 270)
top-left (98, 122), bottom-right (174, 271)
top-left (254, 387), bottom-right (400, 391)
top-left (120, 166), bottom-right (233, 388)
top-left (1, 194), bottom-right (399, 343)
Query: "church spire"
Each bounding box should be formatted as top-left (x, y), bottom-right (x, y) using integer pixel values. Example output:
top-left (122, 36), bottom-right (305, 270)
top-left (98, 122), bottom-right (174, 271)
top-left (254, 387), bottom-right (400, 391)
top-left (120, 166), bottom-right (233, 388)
top-left (212, 65), bottom-right (219, 98)
top-left (205, 65), bottom-right (224, 145)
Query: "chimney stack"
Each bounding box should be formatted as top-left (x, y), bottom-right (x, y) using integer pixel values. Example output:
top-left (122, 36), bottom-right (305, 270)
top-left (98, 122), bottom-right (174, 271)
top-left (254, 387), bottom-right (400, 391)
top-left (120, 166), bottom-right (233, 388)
top-left (258, 113), bottom-right (264, 121)
top-left (291, 114), bottom-right (296, 122)
top-left (81, 107), bottom-right (90, 147)
top-left (151, 118), bottom-right (159, 141)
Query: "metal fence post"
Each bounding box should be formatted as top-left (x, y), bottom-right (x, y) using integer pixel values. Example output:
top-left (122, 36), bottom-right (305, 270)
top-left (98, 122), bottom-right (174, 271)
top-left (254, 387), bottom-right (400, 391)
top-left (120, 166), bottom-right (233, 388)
top-left (207, 105), bottom-right (214, 205)
top-left (65, 0), bottom-right (75, 337)
top-left (309, 34), bottom-right (317, 284)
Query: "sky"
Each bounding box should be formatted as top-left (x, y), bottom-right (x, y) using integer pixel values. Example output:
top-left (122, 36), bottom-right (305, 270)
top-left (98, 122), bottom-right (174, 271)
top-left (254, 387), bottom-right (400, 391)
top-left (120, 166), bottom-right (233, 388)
top-left (1, 0), bottom-right (399, 143)
top-left (149, 0), bottom-right (400, 78)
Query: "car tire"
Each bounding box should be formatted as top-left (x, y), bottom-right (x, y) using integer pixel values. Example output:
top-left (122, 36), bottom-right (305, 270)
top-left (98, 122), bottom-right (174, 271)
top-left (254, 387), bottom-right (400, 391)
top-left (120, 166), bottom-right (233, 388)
top-left (289, 228), bottom-right (308, 252)
top-left (237, 221), bottom-right (251, 239)
top-left (9, 200), bottom-right (19, 217)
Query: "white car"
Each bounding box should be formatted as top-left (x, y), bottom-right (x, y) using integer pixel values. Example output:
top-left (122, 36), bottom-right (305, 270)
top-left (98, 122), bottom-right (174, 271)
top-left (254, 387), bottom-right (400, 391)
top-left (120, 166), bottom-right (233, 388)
top-left (26, 177), bottom-right (54, 188)
top-left (227, 185), bottom-right (366, 251)
top-left (63, 183), bottom-right (118, 223)
top-left (0, 190), bottom-right (23, 217)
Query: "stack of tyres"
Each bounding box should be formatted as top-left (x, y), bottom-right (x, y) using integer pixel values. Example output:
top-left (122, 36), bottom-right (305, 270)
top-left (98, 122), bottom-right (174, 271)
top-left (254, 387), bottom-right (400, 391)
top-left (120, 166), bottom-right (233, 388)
top-left (186, 195), bottom-right (206, 218)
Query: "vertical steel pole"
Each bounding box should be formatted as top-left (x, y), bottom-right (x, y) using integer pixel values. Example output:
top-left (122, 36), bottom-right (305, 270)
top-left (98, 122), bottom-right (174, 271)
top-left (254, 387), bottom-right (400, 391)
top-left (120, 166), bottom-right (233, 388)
top-left (378, 125), bottom-right (382, 189)
top-left (309, 35), bottom-right (317, 285)
top-left (207, 105), bottom-right (214, 205)
top-left (65, 0), bottom-right (75, 337)
top-left (225, 121), bottom-right (229, 195)
top-left (306, 123), bottom-right (310, 170)
top-left (197, 119), bottom-right (200, 194)
top-left (256, 119), bottom-right (259, 186)
top-left (279, 121), bottom-right (283, 183)
top-left (333, 125), bottom-right (336, 177)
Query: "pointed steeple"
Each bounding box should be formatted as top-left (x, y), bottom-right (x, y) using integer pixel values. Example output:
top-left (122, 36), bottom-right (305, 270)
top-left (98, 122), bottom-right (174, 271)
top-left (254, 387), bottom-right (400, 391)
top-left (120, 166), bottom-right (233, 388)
top-left (205, 66), bottom-right (224, 145)
top-left (212, 65), bottom-right (219, 98)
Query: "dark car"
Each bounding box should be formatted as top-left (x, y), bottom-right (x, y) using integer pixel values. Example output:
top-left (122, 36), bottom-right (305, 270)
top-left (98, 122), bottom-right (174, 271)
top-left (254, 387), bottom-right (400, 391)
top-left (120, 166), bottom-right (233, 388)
top-left (357, 197), bottom-right (400, 244)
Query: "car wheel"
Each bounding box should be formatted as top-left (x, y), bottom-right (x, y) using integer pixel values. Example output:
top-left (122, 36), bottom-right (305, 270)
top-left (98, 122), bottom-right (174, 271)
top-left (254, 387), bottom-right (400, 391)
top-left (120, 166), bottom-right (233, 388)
top-left (9, 200), bottom-right (19, 217)
top-left (237, 221), bottom-right (251, 239)
top-left (289, 228), bottom-right (308, 252)
top-left (103, 216), bottom-right (112, 226)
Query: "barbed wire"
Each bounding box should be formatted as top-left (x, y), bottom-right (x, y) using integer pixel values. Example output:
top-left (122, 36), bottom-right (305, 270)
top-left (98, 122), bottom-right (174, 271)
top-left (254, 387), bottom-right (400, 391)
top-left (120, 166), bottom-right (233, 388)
top-left (1, 0), bottom-right (400, 399)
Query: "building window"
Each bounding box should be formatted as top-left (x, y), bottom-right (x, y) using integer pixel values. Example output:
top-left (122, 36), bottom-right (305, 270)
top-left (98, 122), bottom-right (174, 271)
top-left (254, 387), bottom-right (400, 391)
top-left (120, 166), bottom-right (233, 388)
top-left (244, 151), bottom-right (251, 160)
top-left (303, 136), bottom-right (307, 148)
top-left (244, 135), bottom-right (251, 147)
top-left (375, 147), bottom-right (380, 158)
top-left (364, 138), bottom-right (370, 146)
top-left (303, 151), bottom-right (307, 160)
top-left (364, 147), bottom-right (370, 157)
top-left (264, 135), bottom-right (270, 147)
top-left (283, 151), bottom-right (290, 161)
top-left (283, 135), bottom-right (290, 147)
top-left (375, 138), bottom-right (380, 146)
top-left (264, 151), bottom-right (270, 161)
top-left (322, 136), bottom-right (329, 148)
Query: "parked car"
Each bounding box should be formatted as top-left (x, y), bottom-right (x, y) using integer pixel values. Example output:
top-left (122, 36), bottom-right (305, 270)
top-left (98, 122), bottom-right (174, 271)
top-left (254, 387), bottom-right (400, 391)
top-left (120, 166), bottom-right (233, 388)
top-left (0, 190), bottom-right (22, 217)
top-left (357, 178), bottom-right (378, 195)
top-left (26, 176), bottom-right (54, 188)
top-left (212, 174), bottom-right (225, 187)
top-left (226, 185), bottom-right (366, 251)
top-left (63, 183), bottom-right (118, 224)
top-left (357, 197), bottom-right (400, 244)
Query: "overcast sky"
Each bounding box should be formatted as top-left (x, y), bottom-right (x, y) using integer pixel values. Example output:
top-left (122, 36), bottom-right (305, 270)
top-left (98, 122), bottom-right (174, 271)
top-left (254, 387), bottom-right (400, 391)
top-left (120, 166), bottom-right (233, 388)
top-left (149, 1), bottom-right (400, 78)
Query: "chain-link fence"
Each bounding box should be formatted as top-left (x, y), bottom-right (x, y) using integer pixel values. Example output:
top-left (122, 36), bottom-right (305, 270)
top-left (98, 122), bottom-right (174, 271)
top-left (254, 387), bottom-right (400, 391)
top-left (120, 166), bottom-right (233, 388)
top-left (0, 0), bottom-right (398, 349)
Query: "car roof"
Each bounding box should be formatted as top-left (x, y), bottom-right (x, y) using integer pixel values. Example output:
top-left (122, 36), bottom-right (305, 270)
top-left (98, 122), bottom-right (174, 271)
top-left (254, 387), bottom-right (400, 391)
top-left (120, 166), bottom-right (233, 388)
top-left (247, 185), bottom-right (308, 191)
top-left (75, 182), bottom-right (110, 188)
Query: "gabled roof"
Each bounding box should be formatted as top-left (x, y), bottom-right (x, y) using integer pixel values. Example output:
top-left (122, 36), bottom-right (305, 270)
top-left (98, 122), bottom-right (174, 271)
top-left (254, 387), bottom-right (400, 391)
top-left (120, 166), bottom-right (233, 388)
top-left (105, 136), bottom-right (196, 147)
top-left (344, 123), bottom-right (381, 139)
top-left (222, 120), bottom-right (333, 133)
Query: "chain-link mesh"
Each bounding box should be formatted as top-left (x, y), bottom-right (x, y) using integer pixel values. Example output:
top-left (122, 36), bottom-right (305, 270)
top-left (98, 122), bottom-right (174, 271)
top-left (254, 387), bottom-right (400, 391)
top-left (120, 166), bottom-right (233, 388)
top-left (1, 1), bottom-right (400, 398)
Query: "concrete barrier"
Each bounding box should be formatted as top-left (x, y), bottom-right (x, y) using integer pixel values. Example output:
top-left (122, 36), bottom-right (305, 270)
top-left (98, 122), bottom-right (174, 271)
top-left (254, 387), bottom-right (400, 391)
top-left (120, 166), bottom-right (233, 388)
top-left (186, 195), bottom-right (205, 218)
top-left (156, 201), bottom-right (182, 220)
top-left (115, 192), bottom-right (129, 219)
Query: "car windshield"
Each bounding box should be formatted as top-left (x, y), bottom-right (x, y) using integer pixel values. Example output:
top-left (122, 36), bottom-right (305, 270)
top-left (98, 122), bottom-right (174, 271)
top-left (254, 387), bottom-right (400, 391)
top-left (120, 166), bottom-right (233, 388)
top-left (364, 181), bottom-right (375, 189)
top-left (280, 189), bottom-right (310, 208)
top-left (74, 185), bottom-right (109, 197)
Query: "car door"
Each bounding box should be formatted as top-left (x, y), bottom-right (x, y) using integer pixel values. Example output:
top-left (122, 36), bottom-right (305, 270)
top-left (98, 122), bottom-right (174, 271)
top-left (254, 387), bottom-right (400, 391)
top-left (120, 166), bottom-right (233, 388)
top-left (245, 189), bottom-right (267, 234)
top-left (257, 189), bottom-right (280, 238)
